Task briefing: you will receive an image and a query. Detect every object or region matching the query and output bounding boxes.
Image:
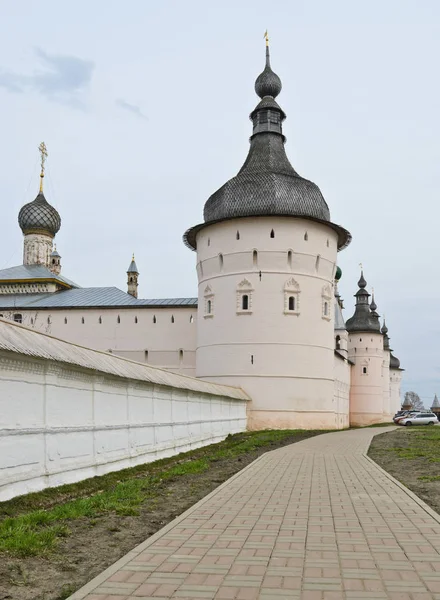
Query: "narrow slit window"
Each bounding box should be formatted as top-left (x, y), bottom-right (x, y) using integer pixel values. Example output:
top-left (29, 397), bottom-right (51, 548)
top-left (190, 315), bottom-right (194, 323)
top-left (242, 294), bottom-right (249, 310)
top-left (99, 316), bottom-right (102, 324)
top-left (288, 296), bottom-right (295, 311)
top-left (270, 229), bottom-right (275, 238)
top-left (362, 367), bottom-right (367, 374)
top-left (304, 232), bottom-right (308, 241)
top-left (251, 354), bottom-right (254, 364)
top-left (236, 230), bottom-right (240, 240)
top-left (219, 253), bottom-right (224, 270)
top-left (253, 250), bottom-right (258, 267)
top-left (135, 316), bottom-right (138, 323)
top-left (324, 302), bottom-right (329, 316)
top-left (179, 349), bottom-right (184, 361)
top-left (145, 350), bottom-right (149, 362)
top-left (207, 238), bottom-right (210, 246)
top-left (117, 315), bottom-right (120, 324)
top-left (288, 250), bottom-right (292, 269)
top-left (82, 317), bottom-right (85, 324)
top-left (207, 299), bottom-right (212, 314)
top-left (315, 255), bottom-right (321, 271)
top-left (327, 239), bottom-right (330, 247)
top-left (153, 315), bottom-right (157, 324)
top-left (336, 335), bottom-right (341, 350)
top-left (171, 315), bottom-right (175, 323)
top-left (64, 317), bottom-right (67, 324)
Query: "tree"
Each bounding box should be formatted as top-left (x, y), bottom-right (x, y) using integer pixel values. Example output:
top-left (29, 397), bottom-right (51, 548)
top-left (404, 391), bottom-right (424, 411)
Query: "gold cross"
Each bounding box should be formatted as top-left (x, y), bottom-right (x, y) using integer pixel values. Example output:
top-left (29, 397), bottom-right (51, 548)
top-left (38, 142), bottom-right (48, 192)
top-left (359, 262), bottom-right (363, 270)
top-left (264, 30), bottom-right (269, 46)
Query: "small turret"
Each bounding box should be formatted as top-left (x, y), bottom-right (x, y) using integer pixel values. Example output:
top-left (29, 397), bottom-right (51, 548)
top-left (431, 394), bottom-right (440, 420)
top-left (49, 245), bottom-right (61, 275)
top-left (127, 254), bottom-right (139, 298)
top-left (345, 270), bottom-right (380, 333)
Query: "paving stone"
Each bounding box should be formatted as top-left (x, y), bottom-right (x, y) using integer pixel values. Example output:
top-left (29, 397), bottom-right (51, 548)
top-left (68, 428), bottom-right (440, 600)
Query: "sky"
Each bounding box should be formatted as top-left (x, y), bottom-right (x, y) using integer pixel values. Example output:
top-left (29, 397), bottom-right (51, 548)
top-left (0, 0), bottom-right (438, 404)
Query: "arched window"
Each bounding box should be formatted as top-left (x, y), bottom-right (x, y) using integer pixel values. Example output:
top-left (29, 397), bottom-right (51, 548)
top-left (129, 277), bottom-right (133, 283)
top-left (362, 366), bottom-right (367, 374)
top-left (336, 335), bottom-right (341, 350)
top-left (82, 317), bottom-right (85, 324)
top-left (99, 316), bottom-right (102, 324)
top-left (242, 295), bottom-right (249, 310)
top-left (117, 315), bottom-right (120, 324)
top-left (52, 259), bottom-right (55, 265)
top-left (64, 317), bottom-right (67, 324)
top-left (207, 299), bottom-right (212, 314)
top-left (171, 315), bottom-right (175, 323)
top-left (134, 316), bottom-right (138, 323)
top-left (324, 302), bottom-right (328, 316)
top-left (288, 296), bottom-right (295, 311)
top-left (304, 232), bottom-right (308, 241)
top-left (219, 253), bottom-right (224, 270)
top-left (253, 250), bottom-right (258, 267)
top-left (190, 315), bottom-right (194, 323)
top-left (287, 250), bottom-right (292, 269)
top-left (153, 315), bottom-right (157, 324)
top-left (236, 230), bottom-right (240, 240)
top-left (270, 229), bottom-right (275, 238)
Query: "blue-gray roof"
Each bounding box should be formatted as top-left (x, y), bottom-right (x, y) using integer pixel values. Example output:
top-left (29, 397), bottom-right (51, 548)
top-left (0, 287), bottom-right (198, 309)
top-left (0, 264), bottom-right (79, 288)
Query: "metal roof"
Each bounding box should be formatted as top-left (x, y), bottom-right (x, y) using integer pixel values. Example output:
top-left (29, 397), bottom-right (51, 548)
top-left (0, 287), bottom-right (198, 309)
top-left (0, 318), bottom-right (249, 401)
top-left (0, 264), bottom-right (79, 288)
top-left (18, 192), bottom-right (61, 236)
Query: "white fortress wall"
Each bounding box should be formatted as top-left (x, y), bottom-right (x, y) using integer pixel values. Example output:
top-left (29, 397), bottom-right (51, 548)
top-left (0, 320), bottom-right (248, 501)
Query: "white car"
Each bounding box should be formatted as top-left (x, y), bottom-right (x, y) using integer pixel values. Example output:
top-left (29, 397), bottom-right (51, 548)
top-left (399, 413), bottom-right (438, 426)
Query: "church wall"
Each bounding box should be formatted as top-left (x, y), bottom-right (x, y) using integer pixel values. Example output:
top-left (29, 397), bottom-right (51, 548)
top-left (8, 307), bottom-right (197, 377)
top-left (195, 216), bottom-right (340, 430)
top-left (382, 349), bottom-right (392, 419)
top-left (348, 332), bottom-right (385, 426)
top-left (0, 350), bottom-right (247, 501)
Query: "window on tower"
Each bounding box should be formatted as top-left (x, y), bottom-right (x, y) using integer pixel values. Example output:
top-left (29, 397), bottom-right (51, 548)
top-left (270, 229), bottom-right (275, 238)
top-left (242, 295), bottom-right (249, 310)
top-left (288, 296), bottom-right (295, 311)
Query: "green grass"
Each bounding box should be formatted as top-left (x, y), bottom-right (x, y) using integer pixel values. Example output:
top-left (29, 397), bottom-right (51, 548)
top-left (418, 475), bottom-right (440, 482)
top-left (373, 427), bottom-right (440, 463)
top-left (0, 429), bottom-right (322, 557)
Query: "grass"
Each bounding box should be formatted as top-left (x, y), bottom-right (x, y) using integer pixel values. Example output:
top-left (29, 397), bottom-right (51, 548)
top-left (0, 429), bottom-right (323, 557)
top-left (371, 427), bottom-right (440, 463)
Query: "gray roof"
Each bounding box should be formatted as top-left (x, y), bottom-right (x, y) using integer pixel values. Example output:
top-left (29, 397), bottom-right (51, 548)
top-left (127, 258), bottom-right (138, 273)
top-left (0, 318), bottom-right (249, 401)
top-left (346, 271), bottom-right (381, 333)
top-left (18, 192), bottom-right (61, 236)
top-left (184, 46), bottom-right (351, 252)
top-left (390, 352), bottom-right (401, 369)
top-left (0, 264), bottom-right (79, 288)
top-left (0, 287), bottom-right (198, 310)
top-left (334, 299), bottom-right (346, 330)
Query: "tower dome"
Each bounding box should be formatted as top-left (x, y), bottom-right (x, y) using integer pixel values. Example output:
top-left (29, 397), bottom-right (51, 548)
top-left (18, 192), bottom-right (61, 236)
top-left (184, 40), bottom-right (351, 250)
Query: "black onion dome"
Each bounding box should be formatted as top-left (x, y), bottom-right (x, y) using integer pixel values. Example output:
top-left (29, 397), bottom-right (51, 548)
top-left (18, 192), bottom-right (61, 236)
top-left (255, 46), bottom-right (282, 99)
top-left (345, 271), bottom-right (381, 333)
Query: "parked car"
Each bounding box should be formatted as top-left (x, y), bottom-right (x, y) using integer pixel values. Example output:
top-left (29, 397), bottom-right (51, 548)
top-left (394, 411), bottom-right (417, 423)
top-left (399, 413), bottom-right (438, 426)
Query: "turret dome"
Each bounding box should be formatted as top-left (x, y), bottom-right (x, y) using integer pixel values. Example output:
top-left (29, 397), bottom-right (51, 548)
top-left (18, 191), bottom-right (61, 237)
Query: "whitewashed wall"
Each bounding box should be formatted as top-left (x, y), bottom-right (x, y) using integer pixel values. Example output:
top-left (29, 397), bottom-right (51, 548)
top-left (0, 351), bottom-right (247, 502)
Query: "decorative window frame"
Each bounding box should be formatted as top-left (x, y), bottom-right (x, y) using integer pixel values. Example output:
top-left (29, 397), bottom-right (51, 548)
top-left (361, 359), bottom-right (369, 376)
top-left (204, 284), bottom-right (214, 318)
top-left (284, 277), bottom-right (300, 315)
top-left (236, 278), bottom-right (254, 315)
top-left (321, 284), bottom-right (332, 321)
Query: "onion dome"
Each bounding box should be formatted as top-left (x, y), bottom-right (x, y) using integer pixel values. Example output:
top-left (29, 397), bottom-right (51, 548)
top-left (345, 270), bottom-right (381, 333)
top-left (184, 40), bottom-right (351, 251)
top-left (18, 191), bottom-right (61, 236)
top-left (381, 320), bottom-right (388, 335)
top-left (255, 46), bottom-right (282, 99)
top-left (335, 266), bottom-right (342, 281)
top-left (390, 353), bottom-right (401, 369)
top-left (381, 319), bottom-right (390, 350)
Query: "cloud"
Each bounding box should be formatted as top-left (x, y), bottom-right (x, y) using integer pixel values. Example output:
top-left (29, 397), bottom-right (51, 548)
top-left (116, 99), bottom-right (147, 120)
top-left (0, 48), bottom-right (94, 108)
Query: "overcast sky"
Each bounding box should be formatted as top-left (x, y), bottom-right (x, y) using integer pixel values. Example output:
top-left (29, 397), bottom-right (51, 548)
top-left (0, 0), bottom-right (438, 404)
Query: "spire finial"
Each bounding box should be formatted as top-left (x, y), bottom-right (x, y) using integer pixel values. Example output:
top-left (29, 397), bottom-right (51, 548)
top-left (264, 29), bottom-right (269, 47)
top-left (38, 142), bottom-right (48, 193)
top-left (132, 252), bottom-right (135, 261)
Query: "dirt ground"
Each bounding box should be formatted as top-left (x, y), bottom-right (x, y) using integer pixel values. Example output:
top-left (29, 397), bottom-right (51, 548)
top-left (368, 427), bottom-right (440, 516)
top-left (0, 431), bottom-right (322, 600)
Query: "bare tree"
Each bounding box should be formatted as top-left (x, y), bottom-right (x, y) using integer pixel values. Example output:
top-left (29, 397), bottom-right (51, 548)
top-left (404, 391), bottom-right (425, 411)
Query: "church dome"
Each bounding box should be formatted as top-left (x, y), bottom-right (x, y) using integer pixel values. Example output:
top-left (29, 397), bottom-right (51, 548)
top-left (18, 192), bottom-right (61, 236)
top-left (184, 42), bottom-right (351, 251)
top-left (390, 353), bottom-right (401, 369)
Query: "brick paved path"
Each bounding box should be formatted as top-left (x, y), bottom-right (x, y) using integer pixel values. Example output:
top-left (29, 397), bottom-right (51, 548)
top-left (70, 428), bottom-right (440, 600)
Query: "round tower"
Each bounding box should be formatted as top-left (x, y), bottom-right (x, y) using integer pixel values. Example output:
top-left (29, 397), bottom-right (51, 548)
top-left (389, 344), bottom-right (403, 415)
top-left (346, 272), bottom-right (385, 426)
top-left (184, 39), bottom-right (351, 430)
top-left (18, 143), bottom-right (61, 268)
top-left (127, 254), bottom-right (139, 298)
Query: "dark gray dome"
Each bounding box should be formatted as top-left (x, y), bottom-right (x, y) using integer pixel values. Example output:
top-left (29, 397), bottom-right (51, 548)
top-left (255, 48), bottom-right (282, 99)
top-left (204, 134), bottom-right (330, 222)
top-left (390, 353), bottom-right (401, 369)
top-left (18, 192), bottom-right (61, 236)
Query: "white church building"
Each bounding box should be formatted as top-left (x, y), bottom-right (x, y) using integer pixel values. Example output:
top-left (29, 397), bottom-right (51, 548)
top-left (0, 42), bottom-right (403, 432)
